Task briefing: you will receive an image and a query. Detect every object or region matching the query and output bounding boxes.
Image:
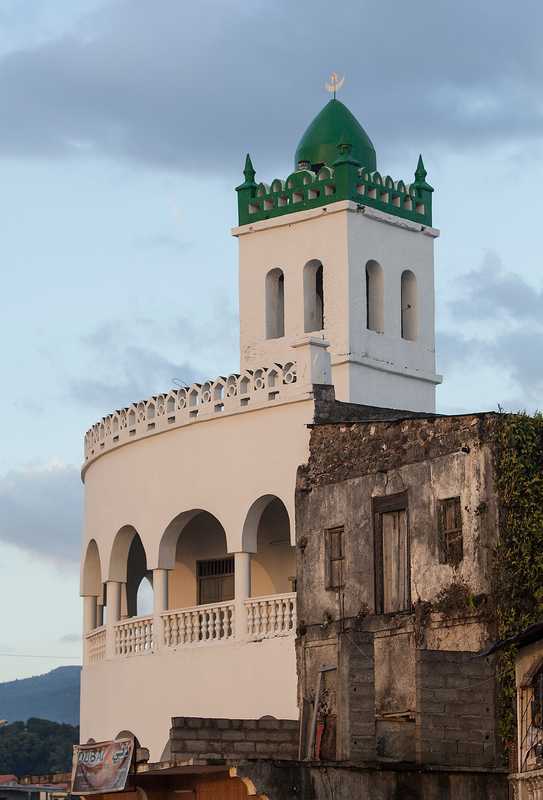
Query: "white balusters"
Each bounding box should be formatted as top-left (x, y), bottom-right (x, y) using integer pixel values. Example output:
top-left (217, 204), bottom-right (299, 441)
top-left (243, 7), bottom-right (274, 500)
top-left (161, 602), bottom-right (235, 647)
top-left (114, 615), bottom-right (154, 656)
top-left (85, 627), bottom-right (106, 664)
top-left (244, 593), bottom-right (296, 640)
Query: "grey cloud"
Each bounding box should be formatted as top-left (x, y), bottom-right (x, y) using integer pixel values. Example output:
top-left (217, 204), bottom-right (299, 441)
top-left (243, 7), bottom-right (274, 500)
top-left (1, 0), bottom-right (543, 173)
top-left (59, 633), bottom-right (80, 644)
top-left (0, 464), bottom-right (81, 564)
top-left (71, 341), bottom-right (199, 411)
top-left (70, 309), bottom-right (239, 416)
top-left (439, 253), bottom-right (543, 408)
top-left (450, 251), bottom-right (543, 323)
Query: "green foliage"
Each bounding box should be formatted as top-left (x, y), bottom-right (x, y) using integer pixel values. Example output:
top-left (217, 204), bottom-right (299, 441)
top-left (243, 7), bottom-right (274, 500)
top-left (0, 718), bottom-right (78, 777)
top-left (493, 411), bottom-right (543, 744)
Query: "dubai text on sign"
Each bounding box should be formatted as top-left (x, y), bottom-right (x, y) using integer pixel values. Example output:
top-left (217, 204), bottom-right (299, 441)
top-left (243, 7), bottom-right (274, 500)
top-left (71, 738), bottom-right (134, 795)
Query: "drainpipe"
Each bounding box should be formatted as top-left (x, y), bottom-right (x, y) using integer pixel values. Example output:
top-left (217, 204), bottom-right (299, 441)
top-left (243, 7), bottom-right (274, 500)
top-left (234, 552), bottom-right (251, 641)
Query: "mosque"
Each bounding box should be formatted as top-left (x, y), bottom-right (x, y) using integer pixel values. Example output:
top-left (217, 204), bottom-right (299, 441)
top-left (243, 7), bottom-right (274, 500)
top-left (79, 86), bottom-right (443, 771)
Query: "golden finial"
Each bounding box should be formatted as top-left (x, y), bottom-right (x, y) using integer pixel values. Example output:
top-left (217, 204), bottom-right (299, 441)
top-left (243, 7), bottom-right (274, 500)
top-left (325, 72), bottom-right (345, 99)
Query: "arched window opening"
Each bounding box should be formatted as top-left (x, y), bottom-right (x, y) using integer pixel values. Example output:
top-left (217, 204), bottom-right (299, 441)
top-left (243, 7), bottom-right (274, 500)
top-left (126, 533), bottom-right (152, 617)
top-left (365, 260), bottom-right (384, 333)
top-left (401, 270), bottom-right (418, 341)
top-left (265, 268), bottom-right (285, 339)
top-left (136, 576), bottom-right (154, 616)
top-left (167, 511), bottom-right (230, 610)
top-left (245, 497), bottom-right (295, 598)
top-left (304, 259), bottom-right (324, 333)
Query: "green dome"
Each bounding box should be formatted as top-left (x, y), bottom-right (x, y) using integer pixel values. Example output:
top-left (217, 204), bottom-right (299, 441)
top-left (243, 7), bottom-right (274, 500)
top-left (294, 98), bottom-right (376, 171)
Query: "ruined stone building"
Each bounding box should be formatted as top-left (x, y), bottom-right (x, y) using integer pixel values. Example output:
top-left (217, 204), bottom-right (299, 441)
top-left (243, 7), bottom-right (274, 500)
top-left (75, 88), bottom-right (543, 799)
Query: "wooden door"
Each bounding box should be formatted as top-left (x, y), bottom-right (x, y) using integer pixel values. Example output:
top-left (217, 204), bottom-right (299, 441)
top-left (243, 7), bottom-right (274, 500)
top-left (382, 509), bottom-right (409, 613)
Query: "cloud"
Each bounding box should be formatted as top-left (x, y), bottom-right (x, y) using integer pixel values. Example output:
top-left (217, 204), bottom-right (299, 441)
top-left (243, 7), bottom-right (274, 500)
top-left (70, 307), bottom-right (239, 417)
top-left (70, 321), bottom-right (200, 412)
top-left (59, 632), bottom-right (80, 644)
top-left (0, 0), bottom-right (542, 173)
top-left (0, 462), bottom-right (82, 564)
top-left (439, 252), bottom-right (543, 408)
top-left (450, 251), bottom-right (543, 324)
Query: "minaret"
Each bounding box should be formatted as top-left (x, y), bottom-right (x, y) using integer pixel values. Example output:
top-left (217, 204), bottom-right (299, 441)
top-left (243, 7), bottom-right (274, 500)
top-left (232, 94), bottom-right (441, 412)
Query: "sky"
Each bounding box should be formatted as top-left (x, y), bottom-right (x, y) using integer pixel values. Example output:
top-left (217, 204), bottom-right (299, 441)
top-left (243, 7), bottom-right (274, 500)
top-left (0, 0), bottom-right (542, 683)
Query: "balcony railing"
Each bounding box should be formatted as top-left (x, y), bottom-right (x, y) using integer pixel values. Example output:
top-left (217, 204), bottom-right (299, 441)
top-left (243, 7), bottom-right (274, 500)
top-left (86, 625), bottom-right (106, 663)
top-left (115, 615), bottom-right (153, 656)
top-left (84, 593), bottom-right (296, 664)
top-left (246, 593), bottom-right (296, 639)
top-left (162, 601), bottom-right (235, 647)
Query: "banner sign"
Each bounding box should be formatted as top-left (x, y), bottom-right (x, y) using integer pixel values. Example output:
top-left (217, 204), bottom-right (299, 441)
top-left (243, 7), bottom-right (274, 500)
top-left (71, 738), bottom-right (134, 795)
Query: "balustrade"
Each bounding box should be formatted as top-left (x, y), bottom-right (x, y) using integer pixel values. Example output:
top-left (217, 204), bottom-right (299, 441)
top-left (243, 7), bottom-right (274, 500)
top-left (161, 601), bottom-right (234, 647)
top-left (85, 595), bottom-right (296, 664)
top-left (245, 593), bottom-right (296, 639)
top-left (114, 616), bottom-right (154, 656)
top-left (85, 626), bottom-right (106, 663)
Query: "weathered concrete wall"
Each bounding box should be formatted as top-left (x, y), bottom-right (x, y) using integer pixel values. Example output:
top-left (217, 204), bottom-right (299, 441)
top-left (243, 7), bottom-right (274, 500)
top-left (240, 761), bottom-right (508, 800)
top-left (297, 413), bottom-right (498, 622)
top-left (295, 410), bottom-right (501, 775)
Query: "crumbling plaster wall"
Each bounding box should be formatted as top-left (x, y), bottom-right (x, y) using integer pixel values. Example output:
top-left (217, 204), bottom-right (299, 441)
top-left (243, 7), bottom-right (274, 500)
top-left (295, 412), bottom-right (501, 768)
top-left (297, 413), bottom-right (499, 626)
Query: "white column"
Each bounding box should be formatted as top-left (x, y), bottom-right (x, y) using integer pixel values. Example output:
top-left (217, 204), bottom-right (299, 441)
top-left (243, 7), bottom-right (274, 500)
top-left (234, 552), bottom-right (251, 641)
top-left (152, 569), bottom-right (169, 652)
top-left (105, 580), bottom-right (122, 659)
top-left (83, 596), bottom-right (97, 634)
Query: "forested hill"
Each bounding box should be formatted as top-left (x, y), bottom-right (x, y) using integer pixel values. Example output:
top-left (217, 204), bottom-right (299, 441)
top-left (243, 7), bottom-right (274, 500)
top-left (0, 666), bottom-right (81, 726)
top-left (0, 718), bottom-right (79, 776)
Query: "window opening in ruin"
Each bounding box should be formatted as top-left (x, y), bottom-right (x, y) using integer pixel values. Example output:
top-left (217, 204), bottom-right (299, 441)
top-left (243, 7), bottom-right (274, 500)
top-left (324, 526), bottom-right (344, 590)
top-left (197, 556), bottom-right (234, 605)
top-left (520, 666), bottom-right (543, 771)
top-left (437, 497), bottom-right (463, 566)
top-left (373, 493), bottom-right (410, 614)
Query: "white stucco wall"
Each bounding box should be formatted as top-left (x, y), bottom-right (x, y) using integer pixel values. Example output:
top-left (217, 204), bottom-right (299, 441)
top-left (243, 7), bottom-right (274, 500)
top-left (80, 634), bottom-right (297, 761)
top-left (234, 200), bottom-right (441, 412)
top-left (80, 396), bottom-right (312, 755)
top-left (82, 396), bottom-right (314, 577)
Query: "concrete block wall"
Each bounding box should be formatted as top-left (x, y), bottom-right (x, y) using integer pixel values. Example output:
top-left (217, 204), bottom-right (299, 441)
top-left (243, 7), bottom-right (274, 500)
top-left (338, 632), bottom-right (376, 762)
top-left (170, 717), bottom-right (299, 761)
top-left (416, 650), bottom-right (498, 768)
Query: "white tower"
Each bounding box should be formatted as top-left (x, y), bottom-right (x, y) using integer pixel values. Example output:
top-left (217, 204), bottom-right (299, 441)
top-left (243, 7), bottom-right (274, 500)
top-left (233, 98), bottom-right (441, 412)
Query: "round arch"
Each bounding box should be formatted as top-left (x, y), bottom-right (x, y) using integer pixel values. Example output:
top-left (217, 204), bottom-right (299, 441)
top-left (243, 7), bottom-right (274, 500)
top-left (241, 494), bottom-right (292, 554)
top-left (161, 510), bottom-right (230, 610)
top-left (243, 495), bottom-right (295, 599)
top-left (81, 539), bottom-right (102, 596)
top-left (108, 524), bottom-right (141, 582)
top-left (158, 509), bottom-right (227, 570)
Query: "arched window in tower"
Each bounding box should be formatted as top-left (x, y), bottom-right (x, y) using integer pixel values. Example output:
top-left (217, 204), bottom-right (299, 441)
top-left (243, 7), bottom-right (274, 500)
top-left (365, 260), bottom-right (384, 333)
top-left (401, 269), bottom-right (418, 341)
top-left (304, 259), bottom-right (324, 333)
top-left (265, 268), bottom-right (285, 339)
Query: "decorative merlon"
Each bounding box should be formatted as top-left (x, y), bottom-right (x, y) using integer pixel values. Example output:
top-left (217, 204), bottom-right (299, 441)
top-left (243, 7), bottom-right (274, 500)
top-left (83, 342), bottom-right (332, 471)
top-left (236, 146), bottom-right (433, 227)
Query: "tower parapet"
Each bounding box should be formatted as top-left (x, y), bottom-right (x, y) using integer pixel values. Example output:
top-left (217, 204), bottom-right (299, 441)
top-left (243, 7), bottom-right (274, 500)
top-left (236, 149), bottom-right (433, 228)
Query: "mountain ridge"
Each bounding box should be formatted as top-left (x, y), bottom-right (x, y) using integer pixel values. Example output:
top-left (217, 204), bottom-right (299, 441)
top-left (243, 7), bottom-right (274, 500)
top-left (0, 666), bottom-right (81, 725)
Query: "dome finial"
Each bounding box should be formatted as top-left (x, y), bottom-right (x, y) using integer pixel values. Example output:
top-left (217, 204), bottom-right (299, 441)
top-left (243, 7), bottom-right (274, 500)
top-left (324, 72), bottom-right (345, 100)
